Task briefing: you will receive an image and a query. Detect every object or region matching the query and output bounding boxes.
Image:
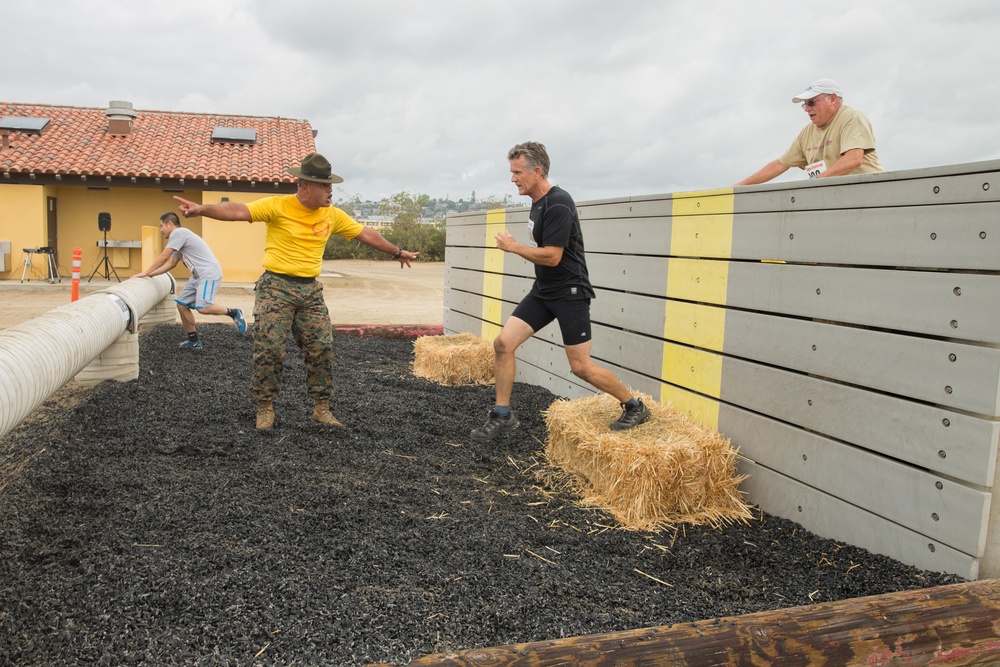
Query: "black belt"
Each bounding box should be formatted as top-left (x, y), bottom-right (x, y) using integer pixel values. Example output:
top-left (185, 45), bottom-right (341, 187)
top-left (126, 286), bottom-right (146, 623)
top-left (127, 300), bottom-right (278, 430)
top-left (264, 270), bottom-right (316, 284)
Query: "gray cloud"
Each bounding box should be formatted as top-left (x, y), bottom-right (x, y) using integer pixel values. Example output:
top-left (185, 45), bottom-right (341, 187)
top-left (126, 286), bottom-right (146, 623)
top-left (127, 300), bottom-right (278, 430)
top-left (4, 0), bottom-right (998, 202)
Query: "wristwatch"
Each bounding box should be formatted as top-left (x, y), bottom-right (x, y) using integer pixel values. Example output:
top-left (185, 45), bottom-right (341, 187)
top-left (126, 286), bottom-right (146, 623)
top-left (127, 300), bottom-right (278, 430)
top-left (392, 248), bottom-right (403, 259)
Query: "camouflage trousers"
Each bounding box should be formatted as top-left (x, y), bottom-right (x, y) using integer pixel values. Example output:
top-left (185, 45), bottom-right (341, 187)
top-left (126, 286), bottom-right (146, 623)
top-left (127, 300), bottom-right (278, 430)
top-left (251, 272), bottom-right (334, 402)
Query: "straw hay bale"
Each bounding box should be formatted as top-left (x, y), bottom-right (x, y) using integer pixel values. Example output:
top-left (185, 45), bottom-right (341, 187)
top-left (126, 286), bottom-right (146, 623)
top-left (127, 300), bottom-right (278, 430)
top-left (544, 392), bottom-right (751, 530)
top-left (412, 333), bottom-right (494, 386)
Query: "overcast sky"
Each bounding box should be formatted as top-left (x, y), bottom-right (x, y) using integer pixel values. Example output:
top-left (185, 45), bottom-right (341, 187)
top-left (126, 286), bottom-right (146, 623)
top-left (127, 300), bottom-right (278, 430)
top-left (5, 1), bottom-right (999, 204)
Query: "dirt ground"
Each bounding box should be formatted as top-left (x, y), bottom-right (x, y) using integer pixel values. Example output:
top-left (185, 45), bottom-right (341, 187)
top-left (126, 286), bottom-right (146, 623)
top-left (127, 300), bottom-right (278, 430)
top-left (0, 325), bottom-right (962, 666)
top-left (0, 259), bottom-right (445, 331)
top-left (0, 258), bottom-right (970, 665)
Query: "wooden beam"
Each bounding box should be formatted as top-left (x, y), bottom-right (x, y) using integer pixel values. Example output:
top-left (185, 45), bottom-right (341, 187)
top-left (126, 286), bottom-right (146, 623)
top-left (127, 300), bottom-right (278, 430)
top-left (372, 579), bottom-right (1000, 666)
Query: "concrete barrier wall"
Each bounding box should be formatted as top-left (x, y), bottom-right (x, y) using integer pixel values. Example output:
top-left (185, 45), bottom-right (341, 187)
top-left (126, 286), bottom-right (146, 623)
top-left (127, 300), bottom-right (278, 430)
top-left (443, 159), bottom-right (1000, 580)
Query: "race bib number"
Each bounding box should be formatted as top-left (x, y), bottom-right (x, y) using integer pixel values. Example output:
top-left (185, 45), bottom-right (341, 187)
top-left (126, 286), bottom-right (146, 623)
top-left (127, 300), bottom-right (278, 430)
top-left (806, 160), bottom-right (826, 179)
top-left (526, 217), bottom-right (538, 247)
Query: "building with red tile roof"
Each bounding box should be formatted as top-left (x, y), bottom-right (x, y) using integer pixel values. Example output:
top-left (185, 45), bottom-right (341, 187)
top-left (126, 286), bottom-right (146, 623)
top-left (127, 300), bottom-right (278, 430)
top-left (1, 100), bottom-right (314, 190)
top-left (0, 101), bottom-right (318, 283)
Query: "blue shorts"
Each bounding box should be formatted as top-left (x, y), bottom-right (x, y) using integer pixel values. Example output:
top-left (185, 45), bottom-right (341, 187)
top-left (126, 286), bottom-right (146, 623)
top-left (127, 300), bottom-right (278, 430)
top-left (175, 276), bottom-right (221, 310)
top-left (511, 292), bottom-right (592, 346)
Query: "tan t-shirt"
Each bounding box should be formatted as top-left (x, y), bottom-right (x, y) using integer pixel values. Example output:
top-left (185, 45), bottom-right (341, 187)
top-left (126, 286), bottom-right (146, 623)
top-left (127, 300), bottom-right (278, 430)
top-left (779, 105), bottom-right (883, 175)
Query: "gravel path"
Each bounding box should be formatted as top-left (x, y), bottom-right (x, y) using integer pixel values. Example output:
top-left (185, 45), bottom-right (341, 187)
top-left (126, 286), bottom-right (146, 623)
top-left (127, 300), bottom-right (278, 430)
top-left (0, 324), bottom-right (962, 666)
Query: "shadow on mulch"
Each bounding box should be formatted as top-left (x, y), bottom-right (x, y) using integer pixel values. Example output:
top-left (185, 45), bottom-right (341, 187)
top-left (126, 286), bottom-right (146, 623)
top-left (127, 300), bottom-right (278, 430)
top-left (0, 324), bottom-right (963, 666)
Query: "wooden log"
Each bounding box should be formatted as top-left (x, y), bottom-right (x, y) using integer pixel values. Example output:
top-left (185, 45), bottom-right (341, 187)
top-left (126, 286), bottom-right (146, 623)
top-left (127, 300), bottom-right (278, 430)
top-left (333, 324), bottom-right (444, 339)
top-left (372, 579), bottom-right (1000, 666)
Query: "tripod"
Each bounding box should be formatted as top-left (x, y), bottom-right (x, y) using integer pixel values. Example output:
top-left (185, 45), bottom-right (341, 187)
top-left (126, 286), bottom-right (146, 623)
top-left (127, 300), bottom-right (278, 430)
top-left (87, 229), bottom-right (121, 282)
top-left (38, 247), bottom-right (60, 283)
top-left (20, 248), bottom-right (37, 283)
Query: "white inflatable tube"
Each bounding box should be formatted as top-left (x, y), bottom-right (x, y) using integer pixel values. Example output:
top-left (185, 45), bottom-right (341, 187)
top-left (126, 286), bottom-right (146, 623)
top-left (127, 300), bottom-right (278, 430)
top-left (0, 275), bottom-right (173, 441)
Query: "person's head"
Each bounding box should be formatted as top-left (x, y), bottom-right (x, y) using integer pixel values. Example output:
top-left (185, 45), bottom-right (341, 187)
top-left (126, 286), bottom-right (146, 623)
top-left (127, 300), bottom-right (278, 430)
top-left (288, 152), bottom-right (343, 209)
top-left (508, 141), bottom-right (550, 200)
top-left (791, 79), bottom-right (843, 128)
top-left (159, 211), bottom-right (181, 238)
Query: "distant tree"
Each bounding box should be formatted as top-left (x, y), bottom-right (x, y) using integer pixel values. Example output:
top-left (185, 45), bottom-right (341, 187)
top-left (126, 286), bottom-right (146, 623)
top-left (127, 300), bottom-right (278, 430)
top-left (395, 220), bottom-right (446, 262)
top-left (476, 194), bottom-right (514, 211)
top-left (324, 234), bottom-right (380, 260)
top-left (380, 192), bottom-right (430, 226)
top-left (324, 191), bottom-right (446, 261)
top-left (333, 192), bottom-right (361, 218)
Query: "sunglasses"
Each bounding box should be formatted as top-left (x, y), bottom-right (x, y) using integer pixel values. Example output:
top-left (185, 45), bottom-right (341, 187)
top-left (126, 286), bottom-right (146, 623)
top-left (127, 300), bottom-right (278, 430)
top-left (800, 95), bottom-right (827, 109)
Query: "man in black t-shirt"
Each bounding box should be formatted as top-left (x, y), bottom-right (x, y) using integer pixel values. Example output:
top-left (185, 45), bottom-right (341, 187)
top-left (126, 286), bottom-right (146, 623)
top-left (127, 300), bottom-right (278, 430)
top-left (470, 141), bottom-right (651, 441)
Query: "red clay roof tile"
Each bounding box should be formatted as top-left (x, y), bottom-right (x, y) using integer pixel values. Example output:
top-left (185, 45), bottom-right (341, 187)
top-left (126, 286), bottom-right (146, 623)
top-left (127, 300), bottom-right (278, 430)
top-left (0, 102), bottom-right (316, 184)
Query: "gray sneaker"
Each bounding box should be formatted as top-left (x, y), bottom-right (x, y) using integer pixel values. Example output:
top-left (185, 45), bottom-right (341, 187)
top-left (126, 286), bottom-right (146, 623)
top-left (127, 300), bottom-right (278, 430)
top-left (610, 399), bottom-right (651, 431)
top-left (470, 410), bottom-right (519, 441)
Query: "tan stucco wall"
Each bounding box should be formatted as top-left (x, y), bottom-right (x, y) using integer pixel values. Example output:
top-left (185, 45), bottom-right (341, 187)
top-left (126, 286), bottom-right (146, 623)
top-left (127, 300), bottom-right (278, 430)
top-left (0, 184), bottom-right (275, 283)
top-left (201, 191), bottom-right (267, 283)
top-left (53, 186), bottom-right (205, 280)
top-left (0, 185), bottom-right (48, 279)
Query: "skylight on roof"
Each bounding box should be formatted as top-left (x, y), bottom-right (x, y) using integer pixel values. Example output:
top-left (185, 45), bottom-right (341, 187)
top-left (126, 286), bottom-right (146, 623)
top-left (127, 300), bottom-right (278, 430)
top-left (0, 116), bottom-right (51, 134)
top-left (211, 126), bottom-right (257, 144)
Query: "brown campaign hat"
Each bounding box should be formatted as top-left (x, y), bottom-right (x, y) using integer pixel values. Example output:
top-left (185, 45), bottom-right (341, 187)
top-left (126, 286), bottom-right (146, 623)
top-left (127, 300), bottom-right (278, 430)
top-left (287, 152), bottom-right (344, 184)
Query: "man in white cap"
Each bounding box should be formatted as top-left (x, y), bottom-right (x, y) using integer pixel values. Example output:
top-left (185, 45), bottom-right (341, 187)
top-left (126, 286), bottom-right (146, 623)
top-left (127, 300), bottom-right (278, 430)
top-left (173, 152), bottom-right (419, 430)
top-left (736, 78), bottom-right (883, 186)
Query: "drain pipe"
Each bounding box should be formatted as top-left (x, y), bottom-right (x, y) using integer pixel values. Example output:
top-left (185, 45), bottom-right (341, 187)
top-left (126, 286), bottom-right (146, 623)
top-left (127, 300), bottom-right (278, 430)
top-left (0, 274), bottom-right (173, 441)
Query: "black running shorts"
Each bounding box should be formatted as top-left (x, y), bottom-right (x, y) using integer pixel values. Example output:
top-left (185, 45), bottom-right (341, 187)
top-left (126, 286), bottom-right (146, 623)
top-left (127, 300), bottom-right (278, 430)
top-left (511, 292), bottom-right (593, 346)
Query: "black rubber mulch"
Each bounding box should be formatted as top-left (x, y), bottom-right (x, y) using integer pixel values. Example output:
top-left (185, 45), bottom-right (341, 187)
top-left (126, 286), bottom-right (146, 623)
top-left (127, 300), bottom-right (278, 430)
top-left (0, 324), bottom-right (962, 666)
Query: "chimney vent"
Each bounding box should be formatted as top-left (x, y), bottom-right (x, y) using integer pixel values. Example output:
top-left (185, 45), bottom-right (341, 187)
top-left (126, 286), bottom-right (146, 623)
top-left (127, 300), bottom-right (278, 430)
top-left (105, 100), bottom-right (138, 136)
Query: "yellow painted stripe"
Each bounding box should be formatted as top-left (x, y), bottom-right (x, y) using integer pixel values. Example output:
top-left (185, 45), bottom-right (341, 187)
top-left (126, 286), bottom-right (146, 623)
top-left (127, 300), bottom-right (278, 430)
top-left (660, 189), bottom-right (734, 430)
top-left (671, 188), bottom-right (735, 216)
top-left (484, 209), bottom-right (506, 275)
top-left (660, 342), bottom-right (723, 395)
top-left (481, 292), bottom-right (503, 338)
top-left (669, 213), bottom-right (734, 258)
top-left (483, 272), bottom-right (503, 298)
top-left (666, 258), bottom-right (729, 304)
top-left (481, 276), bottom-right (504, 338)
top-left (660, 385), bottom-right (720, 430)
top-left (481, 318), bottom-right (502, 341)
top-left (483, 248), bottom-right (504, 274)
top-left (671, 187), bottom-right (734, 259)
top-left (482, 209), bottom-right (506, 339)
top-left (663, 302), bottom-right (726, 351)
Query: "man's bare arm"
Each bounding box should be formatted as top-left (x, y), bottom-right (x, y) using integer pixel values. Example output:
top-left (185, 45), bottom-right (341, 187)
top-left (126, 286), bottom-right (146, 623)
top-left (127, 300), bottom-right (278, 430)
top-left (735, 159), bottom-right (790, 186)
top-left (819, 148), bottom-right (865, 178)
top-left (495, 230), bottom-right (563, 267)
top-left (173, 195), bottom-right (252, 221)
top-left (132, 247), bottom-right (179, 278)
top-left (355, 226), bottom-right (420, 267)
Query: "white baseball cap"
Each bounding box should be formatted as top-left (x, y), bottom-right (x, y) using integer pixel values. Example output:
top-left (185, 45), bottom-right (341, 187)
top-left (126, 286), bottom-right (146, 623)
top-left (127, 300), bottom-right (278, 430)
top-left (791, 79), bottom-right (844, 103)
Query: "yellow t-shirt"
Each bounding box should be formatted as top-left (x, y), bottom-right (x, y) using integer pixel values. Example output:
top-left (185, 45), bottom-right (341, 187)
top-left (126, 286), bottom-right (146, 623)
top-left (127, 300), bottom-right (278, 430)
top-left (246, 195), bottom-right (363, 277)
top-left (779, 105), bottom-right (883, 175)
